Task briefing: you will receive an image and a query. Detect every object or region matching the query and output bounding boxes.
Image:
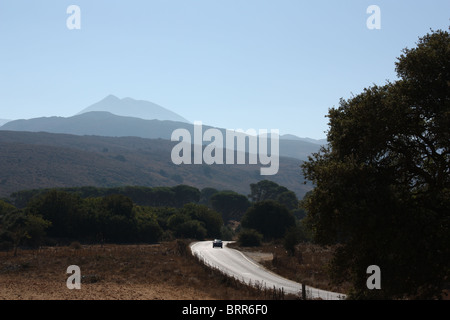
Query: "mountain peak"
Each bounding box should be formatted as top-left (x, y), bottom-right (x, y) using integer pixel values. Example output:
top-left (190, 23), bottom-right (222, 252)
top-left (76, 95), bottom-right (189, 123)
top-left (103, 94), bottom-right (120, 101)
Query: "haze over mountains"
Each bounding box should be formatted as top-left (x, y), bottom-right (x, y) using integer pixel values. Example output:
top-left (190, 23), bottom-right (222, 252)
top-left (0, 95), bottom-right (325, 199)
top-left (1, 95), bottom-right (326, 161)
top-left (76, 95), bottom-right (190, 123)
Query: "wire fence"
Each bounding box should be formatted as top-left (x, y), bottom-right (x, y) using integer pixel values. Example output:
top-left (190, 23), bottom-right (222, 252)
top-left (191, 246), bottom-right (346, 300)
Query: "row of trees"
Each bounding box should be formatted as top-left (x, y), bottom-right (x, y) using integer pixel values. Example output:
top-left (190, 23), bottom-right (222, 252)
top-left (0, 191), bottom-right (225, 252)
top-left (0, 180), bottom-right (307, 253)
top-left (11, 185), bottom-right (202, 209)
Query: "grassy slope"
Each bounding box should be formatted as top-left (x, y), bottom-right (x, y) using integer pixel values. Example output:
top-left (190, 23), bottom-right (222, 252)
top-left (0, 131), bottom-right (312, 199)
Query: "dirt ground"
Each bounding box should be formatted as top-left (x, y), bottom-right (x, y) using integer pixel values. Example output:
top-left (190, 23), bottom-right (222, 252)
top-left (0, 241), bottom-right (270, 300)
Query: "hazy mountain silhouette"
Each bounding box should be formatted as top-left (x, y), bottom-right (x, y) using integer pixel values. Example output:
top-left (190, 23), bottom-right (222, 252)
top-left (0, 119), bottom-right (10, 126)
top-left (1, 111), bottom-right (321, 161)
top-left (77, 95), bottom-right (190, 123)
top-left (280, 134), bottom-right (327, 145)
top-left (0, 96), bottom-right (320, 198)
top-left (1, 111), bottom-right (191, 140)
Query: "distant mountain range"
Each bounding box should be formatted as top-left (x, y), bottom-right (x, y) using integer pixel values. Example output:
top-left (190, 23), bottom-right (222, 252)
top-left (279, 134), bottom-right (327, 145)
top-left (1, 111), bottom-right (323, 161)
top-left (0, 95), bottom-right (325, 198)
top-left (2, 95), bottom-right (326, 147)
top-left (1, 95), bottom-right (326, 161)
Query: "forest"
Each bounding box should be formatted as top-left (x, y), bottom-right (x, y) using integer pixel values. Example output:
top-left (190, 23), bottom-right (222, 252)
top-left (0, 181), bottom-right (307, 256)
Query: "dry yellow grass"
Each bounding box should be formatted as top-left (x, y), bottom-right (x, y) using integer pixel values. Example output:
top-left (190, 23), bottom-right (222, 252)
top-left (0, 241), bottom-right (277, 300)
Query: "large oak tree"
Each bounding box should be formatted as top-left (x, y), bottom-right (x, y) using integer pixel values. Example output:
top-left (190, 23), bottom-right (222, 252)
top-left (301, 29), bottom-right (450, 299)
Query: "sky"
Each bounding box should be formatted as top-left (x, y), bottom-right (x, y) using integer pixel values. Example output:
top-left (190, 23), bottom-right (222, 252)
top-left (0, 1), bottom-right (449, 139)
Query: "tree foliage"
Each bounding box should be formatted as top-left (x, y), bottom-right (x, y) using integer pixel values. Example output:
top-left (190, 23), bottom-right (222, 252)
top-left (178, 203), bottom-right (223, 239)
top-left (0, 202), bottom-right (51, 255)
top-left (238, 229), bottom-right (263, 247)
top-left (11, 185), bottom-right (201, 209)
top-left (1, 187), bottom-right (221, 246)
top-left (248, 180), bottom-right (299, 210)
top-left (301, 29), bottom-right (450, 299)
top-left (210, 191), bottom-right (251, 223)
top-left (241, 200), bottom-right (296, 240)
top-left (27, 190), bottom-right (83, 238)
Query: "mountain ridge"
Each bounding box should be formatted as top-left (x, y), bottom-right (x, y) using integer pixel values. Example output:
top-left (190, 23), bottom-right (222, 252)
top-left (1, 111), bottom-right (322, 161)
top-left (0, 130), bottom-right (312, 199)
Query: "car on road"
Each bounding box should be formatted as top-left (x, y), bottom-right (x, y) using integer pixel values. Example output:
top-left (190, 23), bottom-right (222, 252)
top-left (212, 239), bottom-right (223, 248)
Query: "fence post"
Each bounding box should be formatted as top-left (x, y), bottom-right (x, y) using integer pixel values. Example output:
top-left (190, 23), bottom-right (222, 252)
top-left (302, 283), bottom-right (306, 300)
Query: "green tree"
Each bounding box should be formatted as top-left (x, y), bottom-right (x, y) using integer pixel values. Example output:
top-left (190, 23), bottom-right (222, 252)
top-left (301, 29), bottom-right (450, 299)
top-left (149, 187), bottom-right (176, 207)
top-left (167, 212), bottom-right (191, 232)
top-left (98, 194), bottom-right (136, 242)
top-left (210, 191), bottom-right (251, 223)
top-left (179, 203), bottom-right (223, 238)
top-left (238, 229), bottom-right (263, 247)
top-left (24, 214), bottom-right (52, 248)
top-left (101, 194), bottom-right (134, 219)
top-left (248, 180), bottom-right (299, 211)
top-left (1, 210), bottom-right (50, 255)
top-left (199, 187), bottom-right (219, 205)
top-left (0, 200), bottom-right (16, 215)
top-left (172, 185), bottom-right (201, 207)
top-left (176, 220), bottom-right (207, 240)
top-left (283, 223), bottom-right (310, 256)
top-left (276, 191), bottom-right (299, 211)
top-left (152, 206), bottom-right (178, 231)
top-left (248, 180), bottom-right (285, 203)
top-left (27, 190), bottom-right (83, 238)
top-left (241, 200), bottom-right (296, 240)
top-left (220, 225), bottom-right (235, 241)
top-left (2, 210), bottom-right (28, 256)
top-left (134, 206), bottom-right (163, 243)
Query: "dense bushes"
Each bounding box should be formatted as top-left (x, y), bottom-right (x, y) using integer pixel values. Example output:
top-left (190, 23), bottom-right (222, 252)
top-left (241, 200), bottom-right (296, 240)
top-left (10, 185), bottom-right (201, 209)
top-left (0, 189), bottom-right (222, 248)
top-left (1, 181), bottom-right (309, 251)
top-left (238, 229), bottom-right (263, 247)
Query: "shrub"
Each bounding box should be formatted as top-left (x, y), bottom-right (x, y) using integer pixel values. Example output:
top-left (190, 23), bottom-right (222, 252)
top-left (238, 229), bottom-right (263, 247)
top-left (241, 200), bottom-right (296, 240)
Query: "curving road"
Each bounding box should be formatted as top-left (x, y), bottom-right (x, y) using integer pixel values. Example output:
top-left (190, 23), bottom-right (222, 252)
top-left (190, 241), bottom-right (346, 300)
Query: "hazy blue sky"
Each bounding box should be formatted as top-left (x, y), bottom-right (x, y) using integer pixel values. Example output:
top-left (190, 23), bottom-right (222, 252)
top-left (0, 0), bottom-right (449, 139)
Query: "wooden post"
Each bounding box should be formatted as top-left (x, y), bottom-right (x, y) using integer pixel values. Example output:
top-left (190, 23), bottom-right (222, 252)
top-left (302, 283), bottom-right (306, 300)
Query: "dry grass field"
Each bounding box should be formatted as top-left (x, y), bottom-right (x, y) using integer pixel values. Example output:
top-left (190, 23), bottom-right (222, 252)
top-left (0, 240), bottom-right (290, 300)
top-left (2, 241), bottom-right (447, 300)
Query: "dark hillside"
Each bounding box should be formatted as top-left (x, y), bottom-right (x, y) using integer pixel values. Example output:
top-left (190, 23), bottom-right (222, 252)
top-left (0, 131), bottom-right (312, 199)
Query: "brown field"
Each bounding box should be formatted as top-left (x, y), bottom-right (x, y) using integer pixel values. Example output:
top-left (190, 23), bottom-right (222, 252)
top-left (0, 240), bottom-right (292, 300)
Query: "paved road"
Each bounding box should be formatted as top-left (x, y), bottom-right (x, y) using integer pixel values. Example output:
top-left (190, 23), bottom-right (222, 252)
top-left (190, 241), bottom-right (346, 300)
